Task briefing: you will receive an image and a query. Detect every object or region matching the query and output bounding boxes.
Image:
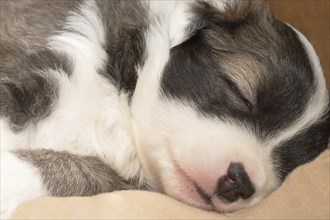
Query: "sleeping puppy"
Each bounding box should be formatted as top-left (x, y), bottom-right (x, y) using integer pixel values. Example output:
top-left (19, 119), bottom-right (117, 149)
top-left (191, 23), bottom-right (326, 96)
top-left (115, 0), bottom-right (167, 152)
top-left (1, 0), bottom-right (329, 218)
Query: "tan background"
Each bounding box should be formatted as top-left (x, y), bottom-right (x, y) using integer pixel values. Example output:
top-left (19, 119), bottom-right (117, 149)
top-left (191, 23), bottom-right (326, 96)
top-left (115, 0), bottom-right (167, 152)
top-left (269, 0), bottom-right (330, 89)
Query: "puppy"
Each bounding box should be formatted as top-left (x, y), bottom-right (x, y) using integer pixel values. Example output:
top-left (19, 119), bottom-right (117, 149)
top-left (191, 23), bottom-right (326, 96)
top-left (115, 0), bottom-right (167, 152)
top-left (1, 0), bottom-right (329, 218)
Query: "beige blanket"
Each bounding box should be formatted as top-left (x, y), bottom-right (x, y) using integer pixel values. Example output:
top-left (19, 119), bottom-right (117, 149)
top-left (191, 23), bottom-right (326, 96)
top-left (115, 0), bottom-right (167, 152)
top-left (11, 149), bottom-right (329, 219)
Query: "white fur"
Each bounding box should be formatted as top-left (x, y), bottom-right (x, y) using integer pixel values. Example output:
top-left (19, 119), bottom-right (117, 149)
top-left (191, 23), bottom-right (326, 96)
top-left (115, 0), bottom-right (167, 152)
top-left (147, 0), bottom-right (228, 48)
top-left (131, 1), bottom-right (277, 212)
top-left (1, 0), bottom-right (140, 179)
top-left (132, 0), bottom-right (185, 184)
top-left (45, 0), bottom-right (141, 180)
top-left (169, 1), bottom-right (194, 47)
top-left (134, 99), bottom-right (277, 212)
top-left (1, 120), bottom-right (30, 152)
top-left (1, 3), bottom-right (141, 217)
top-left (1, 152), bottom-right (47, 219)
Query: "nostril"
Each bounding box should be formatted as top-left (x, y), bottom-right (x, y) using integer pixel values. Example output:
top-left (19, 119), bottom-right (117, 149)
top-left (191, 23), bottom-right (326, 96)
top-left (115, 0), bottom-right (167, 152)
top-left (236, 192), bottom-right (243, 198)
top-left (216, 176), bottom-right (239, 203)
top-left (226, 174), bottom-right (236, 183)
top-left (216, 162), bottom-right (256, 203)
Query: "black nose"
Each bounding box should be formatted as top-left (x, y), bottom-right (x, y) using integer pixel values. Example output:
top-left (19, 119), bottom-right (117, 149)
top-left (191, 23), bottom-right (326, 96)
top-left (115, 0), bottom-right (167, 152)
top-left (216, 162), bottom-right (255, 203)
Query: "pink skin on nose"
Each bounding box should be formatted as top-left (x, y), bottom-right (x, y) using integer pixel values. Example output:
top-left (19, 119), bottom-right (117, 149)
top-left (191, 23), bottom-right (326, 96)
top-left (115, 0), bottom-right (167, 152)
top-left (182, 159), bottom-right (259, 195)
top-left (165, 148), bottom-right (263, 212)
top-left (165, 159), bottom-right (214, 210)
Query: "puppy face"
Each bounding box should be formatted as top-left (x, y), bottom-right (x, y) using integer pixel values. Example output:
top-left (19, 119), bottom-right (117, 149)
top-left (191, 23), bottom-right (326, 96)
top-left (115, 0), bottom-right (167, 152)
top-left (134, 1), bottom-right (329, 213)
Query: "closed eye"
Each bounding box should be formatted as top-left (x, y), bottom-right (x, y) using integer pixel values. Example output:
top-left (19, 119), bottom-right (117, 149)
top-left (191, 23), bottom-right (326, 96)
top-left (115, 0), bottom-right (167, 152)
top-left (241, 95), bottom-right (252, 110)
top-left (223, 76), bottom-right (252, 112)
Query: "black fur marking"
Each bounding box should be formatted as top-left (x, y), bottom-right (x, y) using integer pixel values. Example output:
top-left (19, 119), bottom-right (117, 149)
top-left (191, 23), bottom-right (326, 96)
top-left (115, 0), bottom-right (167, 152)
top-left (14, 149), bottom-right (148, 197)
top-left (272, 108), bottom-right (330, 182)
top-left (0, 48), bottom-right (73, 131)
top-left (161, 2), bottom-right (315, 140)
top-left (161, 33), bottom-right (253, 119)
top-left (96, 0), bottom-right (148, 97)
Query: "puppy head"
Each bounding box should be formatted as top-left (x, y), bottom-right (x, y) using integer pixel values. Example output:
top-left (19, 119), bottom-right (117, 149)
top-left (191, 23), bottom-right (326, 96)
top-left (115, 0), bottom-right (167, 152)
top-left (133, 0), bottom-right (330, 213)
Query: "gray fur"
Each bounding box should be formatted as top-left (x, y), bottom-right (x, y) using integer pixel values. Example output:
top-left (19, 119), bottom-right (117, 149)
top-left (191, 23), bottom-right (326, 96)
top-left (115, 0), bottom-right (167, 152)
top-left (96, 0), bottom-right (148, 97)
top-left (14, 149), bottom-right (147, 197)
top-left (0, 48), bottom-right (73, 131)
top-left (0, 0), bottom-right (81, 51)
top-left (0, 1), bottom-right (77, 131)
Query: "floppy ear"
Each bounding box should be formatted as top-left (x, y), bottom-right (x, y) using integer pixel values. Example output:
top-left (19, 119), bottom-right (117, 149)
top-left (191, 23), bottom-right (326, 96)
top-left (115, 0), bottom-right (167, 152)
top-left (169, 0), bottom-right (271, 48)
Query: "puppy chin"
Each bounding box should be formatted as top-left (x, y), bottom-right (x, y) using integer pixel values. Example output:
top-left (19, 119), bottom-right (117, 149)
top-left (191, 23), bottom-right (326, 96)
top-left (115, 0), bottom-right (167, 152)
top-left (154, 149), bottom-right (254, 213)
top-left (137, 101), bottom-right (278, 213)
top-left (160, 160), bottom-right (262, 213)
top-left (160, 161), bottom-right (214, 211)
top-left (164, 165), bottom-right (276, 213)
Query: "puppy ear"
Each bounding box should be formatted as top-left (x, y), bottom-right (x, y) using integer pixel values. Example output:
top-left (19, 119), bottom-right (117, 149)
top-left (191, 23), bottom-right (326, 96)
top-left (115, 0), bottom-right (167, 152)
top-left (170, 0), bottom-right (271, 48)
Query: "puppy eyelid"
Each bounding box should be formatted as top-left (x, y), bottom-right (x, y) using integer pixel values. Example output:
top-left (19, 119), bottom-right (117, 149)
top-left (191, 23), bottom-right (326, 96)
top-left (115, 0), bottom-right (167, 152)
top-left (242, 96), bottom-right (252, 110)
top-left (227, 83), bottom-right (253, 111)
top-left (220, 74), bottom-right (253, 112)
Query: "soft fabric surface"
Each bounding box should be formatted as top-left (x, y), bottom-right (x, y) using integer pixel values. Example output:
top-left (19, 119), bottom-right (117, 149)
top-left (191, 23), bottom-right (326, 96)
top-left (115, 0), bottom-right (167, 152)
top-left (11, 149), bottom-right (329, 219)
